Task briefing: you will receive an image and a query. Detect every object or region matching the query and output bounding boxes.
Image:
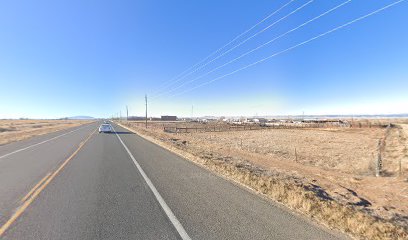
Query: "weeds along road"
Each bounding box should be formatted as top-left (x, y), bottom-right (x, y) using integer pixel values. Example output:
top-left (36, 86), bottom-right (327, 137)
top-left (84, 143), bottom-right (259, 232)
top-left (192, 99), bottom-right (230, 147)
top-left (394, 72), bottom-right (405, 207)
top-left (0, 122), bottom-right (347, 239)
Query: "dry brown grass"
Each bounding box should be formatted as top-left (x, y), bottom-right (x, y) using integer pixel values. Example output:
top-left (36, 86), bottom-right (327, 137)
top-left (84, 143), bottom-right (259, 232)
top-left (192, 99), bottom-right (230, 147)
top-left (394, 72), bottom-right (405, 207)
top-left (0, 120), bottom-right (92, 145)
top-left (117, 120), bottom-right (408, 240)
top-left (188, 128), bottom-right (385, 174)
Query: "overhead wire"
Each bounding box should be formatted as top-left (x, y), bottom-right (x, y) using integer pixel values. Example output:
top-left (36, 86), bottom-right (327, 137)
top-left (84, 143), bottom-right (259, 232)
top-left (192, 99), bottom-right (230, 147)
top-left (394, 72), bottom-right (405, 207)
top-left (150, 0), bottom-right (297, 96)
top-left (166, 0), bottom-right (405, 99)
top-left (152, 0), bottom-right (352, 99)
top-left (151, 0), bottom-right (313, 98)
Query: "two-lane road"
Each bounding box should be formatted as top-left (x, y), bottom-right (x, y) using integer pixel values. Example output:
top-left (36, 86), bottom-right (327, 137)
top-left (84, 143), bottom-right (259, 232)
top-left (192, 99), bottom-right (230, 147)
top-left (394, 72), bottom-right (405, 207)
top-left (0, 122), bottom-right (347, 239)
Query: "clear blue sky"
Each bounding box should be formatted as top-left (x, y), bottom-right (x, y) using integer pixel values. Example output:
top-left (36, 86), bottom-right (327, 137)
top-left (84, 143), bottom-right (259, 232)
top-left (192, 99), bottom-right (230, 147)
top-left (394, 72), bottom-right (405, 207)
top-left (0, 0), bottom-right (407, 118)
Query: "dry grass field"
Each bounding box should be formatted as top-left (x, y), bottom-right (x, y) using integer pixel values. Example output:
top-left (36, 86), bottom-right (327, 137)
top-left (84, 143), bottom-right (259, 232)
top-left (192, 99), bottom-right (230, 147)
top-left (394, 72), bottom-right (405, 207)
top-left (184, 126), bottom-right (408, 222)
top-left (0, 120), bottom-right (92, 145)
top-left (190, 128), bottom-right (385, 174)
top-left (119, 119), bottom-right (408, 239)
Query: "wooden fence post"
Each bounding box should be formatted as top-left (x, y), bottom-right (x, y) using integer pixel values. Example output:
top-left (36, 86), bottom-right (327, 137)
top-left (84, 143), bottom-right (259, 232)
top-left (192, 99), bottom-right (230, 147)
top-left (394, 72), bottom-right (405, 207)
top-left (376, 139), bottom-right (382, 177)
top-left (295, 147), bottom-right (298, 162)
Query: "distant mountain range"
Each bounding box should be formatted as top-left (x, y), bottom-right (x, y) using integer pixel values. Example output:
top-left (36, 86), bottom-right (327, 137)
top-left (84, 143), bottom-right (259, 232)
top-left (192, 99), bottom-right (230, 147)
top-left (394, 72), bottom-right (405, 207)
top-left (64, 116), bottom-right (95, 120)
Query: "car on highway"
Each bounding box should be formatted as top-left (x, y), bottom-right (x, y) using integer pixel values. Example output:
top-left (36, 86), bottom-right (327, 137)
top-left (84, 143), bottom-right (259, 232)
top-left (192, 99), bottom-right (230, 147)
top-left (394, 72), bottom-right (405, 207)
top-left (98, 124), bottom-right (112, 133)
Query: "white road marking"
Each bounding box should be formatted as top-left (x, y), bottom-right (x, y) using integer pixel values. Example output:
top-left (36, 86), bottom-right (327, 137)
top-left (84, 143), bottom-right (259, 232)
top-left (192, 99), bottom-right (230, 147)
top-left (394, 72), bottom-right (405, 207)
top-left (0, 124), bottom-right (90, 160)
top-left (112, 125), bottom-right (192, 240)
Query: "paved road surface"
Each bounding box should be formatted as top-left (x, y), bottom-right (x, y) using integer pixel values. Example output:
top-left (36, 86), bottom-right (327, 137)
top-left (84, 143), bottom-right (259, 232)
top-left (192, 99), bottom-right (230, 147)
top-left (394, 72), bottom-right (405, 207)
top-left (0, 122), bottom-right (347, 239)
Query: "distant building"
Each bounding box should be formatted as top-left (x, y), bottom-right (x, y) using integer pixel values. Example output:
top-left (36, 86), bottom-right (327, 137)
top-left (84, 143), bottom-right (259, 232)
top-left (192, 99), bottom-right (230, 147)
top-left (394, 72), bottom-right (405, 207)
top-left (257, 118), bottom-right (268, 123)
top-left (128, 116), bottom-right (145, 121)
top-left (161, 115), bottom-right (177, 121)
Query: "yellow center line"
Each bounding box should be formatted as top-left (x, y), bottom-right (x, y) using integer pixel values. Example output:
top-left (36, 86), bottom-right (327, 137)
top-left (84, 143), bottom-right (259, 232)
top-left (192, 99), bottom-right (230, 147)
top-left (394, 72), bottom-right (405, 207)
top-left (0, 128), bottom-right (97, 237)
top-left (20, 172), bottom-right (52, 203)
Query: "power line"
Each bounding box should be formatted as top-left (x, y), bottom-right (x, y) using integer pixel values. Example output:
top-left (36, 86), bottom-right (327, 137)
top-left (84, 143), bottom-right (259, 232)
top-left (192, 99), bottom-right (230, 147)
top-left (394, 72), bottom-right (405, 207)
top-left (167, 0), bottom-right (405, 98)
top-left (151, 0), bottom-right (305, 98)
top-left (153, 0), bottom-right (351, 99)
top-left (150, 0), bottom-right (296, 96)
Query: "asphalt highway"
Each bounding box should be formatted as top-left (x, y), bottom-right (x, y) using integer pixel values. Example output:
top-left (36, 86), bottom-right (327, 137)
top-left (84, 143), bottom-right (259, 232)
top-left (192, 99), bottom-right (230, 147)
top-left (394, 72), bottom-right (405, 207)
top-left (0, 122), bottom-right (348, 239)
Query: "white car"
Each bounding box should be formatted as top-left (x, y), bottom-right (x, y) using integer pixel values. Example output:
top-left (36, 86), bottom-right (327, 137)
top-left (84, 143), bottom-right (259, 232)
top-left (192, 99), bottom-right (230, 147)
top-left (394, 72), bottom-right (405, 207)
top-left (99, 124), bottom-right (112, 133)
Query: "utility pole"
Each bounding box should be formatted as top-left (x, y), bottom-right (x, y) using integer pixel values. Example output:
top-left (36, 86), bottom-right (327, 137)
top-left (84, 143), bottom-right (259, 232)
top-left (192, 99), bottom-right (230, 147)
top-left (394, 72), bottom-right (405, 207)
top-left (191, 105), bottom-right (194, 120)
top-left (120, 111), bottom-right (122, 121)
top-left (145, 94), bottom-right (148, 129)
top-left (126, 105), bottom-right (128, 121)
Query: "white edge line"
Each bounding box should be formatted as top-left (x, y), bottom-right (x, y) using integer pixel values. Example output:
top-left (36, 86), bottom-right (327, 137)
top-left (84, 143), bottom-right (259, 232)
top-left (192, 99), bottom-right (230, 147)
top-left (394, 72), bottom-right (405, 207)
top-left (0, 124), bottom-right (91, 160)
top-left (112, 125), bottom-right (192, 240)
